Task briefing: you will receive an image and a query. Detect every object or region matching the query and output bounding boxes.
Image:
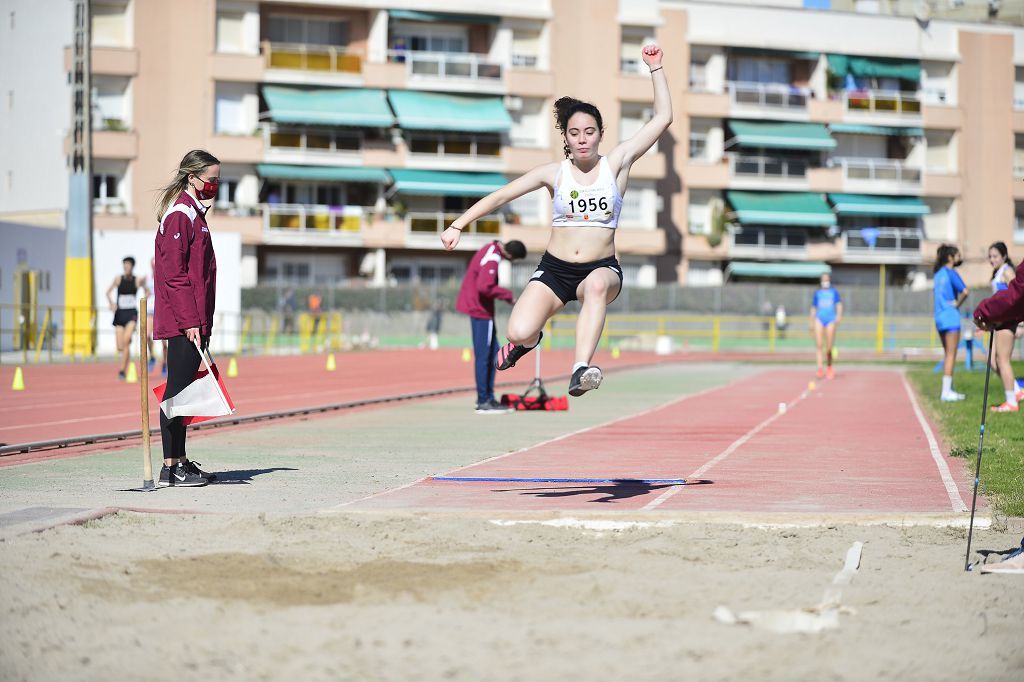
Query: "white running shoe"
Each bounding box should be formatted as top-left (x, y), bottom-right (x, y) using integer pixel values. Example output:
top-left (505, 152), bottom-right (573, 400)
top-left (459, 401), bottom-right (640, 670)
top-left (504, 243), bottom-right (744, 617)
top-left (940, 391), bottom-right (966, 402)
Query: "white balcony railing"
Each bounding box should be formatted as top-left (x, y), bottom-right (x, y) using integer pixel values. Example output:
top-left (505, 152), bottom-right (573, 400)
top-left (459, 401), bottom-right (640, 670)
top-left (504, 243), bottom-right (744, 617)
top-left (728, 154), bottom-right (808, 180)
top-left (407, 211), bottom-right (502, 236)
top-left (264, 204), bottom-right (369, 234)
top-left (263, 125), bottom-right (361, 155)
top-left (839, 158), bottom-right (922, 187)
top-left (727, 81), bottom-right (809, 110)
top-left (264, 42), bottom-right (362, 75)
top-left (842, 89), bottom-right (921, 116)
top-left (407, 135), bottom-right (502, 161)
top-left (843, 227), bottom-right (922, 261)
top-left (388, 50), bottom-right (503, 83)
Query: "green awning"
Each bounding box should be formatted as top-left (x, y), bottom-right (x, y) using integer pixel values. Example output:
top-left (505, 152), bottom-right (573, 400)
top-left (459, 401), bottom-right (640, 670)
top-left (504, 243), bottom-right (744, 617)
top-left (389, 169), bottom-right (507, 196)
top-left (827, 54), bottom-right (921, 82)
top-left (828, 193), bottom-right (930, 217)
top-left (262, 86), bottom-right (394, 127)
top-left (257, 164), bottom-right (390, 183)
top-left (388, 9), bottom-right (500, 24)
top-left (726, 120), bottom-right (836, 151)
top-left (727, 261), bottom-right (832, 279)
top-left (726, 191), bottom-right (837, 227)
top-left (830, 123), bottom-right (924, 137)
top-left (387, 90), bottom-right (512, 133)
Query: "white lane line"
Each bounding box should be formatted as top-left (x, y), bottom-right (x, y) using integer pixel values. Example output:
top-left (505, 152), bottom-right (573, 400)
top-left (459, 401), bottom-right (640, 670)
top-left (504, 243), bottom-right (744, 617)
top-left (642, 388), bottom-right (810, 511)
top-left (0, 411), bottom-right (139, 431)
top-left (331, 377), bottom-right (750, 510)
top-left (900, 373), bottom-right (968, 513)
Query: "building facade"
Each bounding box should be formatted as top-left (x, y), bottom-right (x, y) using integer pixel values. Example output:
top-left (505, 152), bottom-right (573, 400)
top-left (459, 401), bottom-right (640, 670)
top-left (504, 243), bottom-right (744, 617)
top-left (1, 0), bottom-right (1022, 289)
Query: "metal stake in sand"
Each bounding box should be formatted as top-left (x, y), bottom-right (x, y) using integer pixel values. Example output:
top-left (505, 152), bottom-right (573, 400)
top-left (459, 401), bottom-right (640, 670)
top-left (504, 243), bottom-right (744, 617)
top-left (965, 332), bottom-right (995, 571)
top-left (138, 297), bottom-right (155, 490)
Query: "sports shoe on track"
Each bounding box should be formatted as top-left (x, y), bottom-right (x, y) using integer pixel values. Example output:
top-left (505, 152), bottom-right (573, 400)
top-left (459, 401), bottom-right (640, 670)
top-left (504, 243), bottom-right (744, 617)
top-left (815, 368), bottom-right (825, 379)
top-left (990, 401), bottom-right (1020, 413)
top-left (940, 391), bottom-right (966, 402)
top-left (118, 370), bottom-right (126, 381)
top-left (568, 365), bottom-right (603, 397)
top-left (158, 463), bottom-right (208, 487)
top-left (182, 459), bottom-right (217, 482)
top-left (148, 357), bottom-right (156, 373)
top-left (475, 399), bottom-right (512, 414)
top-left (495, 332), bottom-right (542, 371)
top-left (826, 366), bottom-right (836, 380)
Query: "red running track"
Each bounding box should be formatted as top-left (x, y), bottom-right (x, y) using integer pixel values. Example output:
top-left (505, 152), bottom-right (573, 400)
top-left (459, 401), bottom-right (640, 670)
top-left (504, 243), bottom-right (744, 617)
top-left (0, 349), bottom-right (665, 450)
top-left (346, 368), bottom-right (971, 515)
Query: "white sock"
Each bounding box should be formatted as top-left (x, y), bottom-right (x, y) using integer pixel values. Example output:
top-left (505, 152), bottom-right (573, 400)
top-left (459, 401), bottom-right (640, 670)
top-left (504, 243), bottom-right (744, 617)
top-left (942, 376), bottom-right (953, 395)
top-left (572, 362), bottom-right (588, 374)
top-left (1006, 390), bottom-right (1018, 407)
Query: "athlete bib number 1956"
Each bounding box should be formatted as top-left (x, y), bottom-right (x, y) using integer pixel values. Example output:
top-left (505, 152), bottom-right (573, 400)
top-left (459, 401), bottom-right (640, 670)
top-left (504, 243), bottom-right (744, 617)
top-left (568, 196), bottom-right (609, 213)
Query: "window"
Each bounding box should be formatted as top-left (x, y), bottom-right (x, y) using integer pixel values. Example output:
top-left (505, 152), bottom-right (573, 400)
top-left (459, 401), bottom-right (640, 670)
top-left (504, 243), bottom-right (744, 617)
top-left (689, 132), bottom-right (707, 160)
top-left (407, 133), bottom-right (500, 158)
top-left (620, 103), bottom-right (656, 153)
top-left (215, 179), bottom-right (238, 208)
top-left (619, 181), bottom-right (656, 227)
top-left (1016, 202), bottom-right (1024, 245)
top-left (1016, 67), bottom-right (1024, 110)
top-left (728, 58), bottom-right (789, 85)
top-left (391, 23), bottom-right (467, 53)
top-left (690, 60), bottom-right (708, 91)
top-left (92, 2), bottom-right (129, 48)
top-left (511, 27), bottom-right (541, 68)
top-left (214, 83), bottom-right (255, 135)
top-left (620, 26), bottom-right (654, 74)
top-left (92, 76), bottom-right (130, 130)
top-left (216, 11), bottom-right (245, 53)
top-left (507, 188), bottom-right (545, 224)
top-left (267, 16), bottom-right (348, 47)
top-left (509, 97), bottom-right (545, 147)
top-left (92, 173), bottom-right (122, 207)
top-left (688, 191), bottom-right (713, 235)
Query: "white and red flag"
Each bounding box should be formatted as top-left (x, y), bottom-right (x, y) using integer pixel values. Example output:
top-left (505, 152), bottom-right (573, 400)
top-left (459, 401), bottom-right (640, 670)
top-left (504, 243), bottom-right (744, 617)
top-left (153, 341), bottom-right (236, 425)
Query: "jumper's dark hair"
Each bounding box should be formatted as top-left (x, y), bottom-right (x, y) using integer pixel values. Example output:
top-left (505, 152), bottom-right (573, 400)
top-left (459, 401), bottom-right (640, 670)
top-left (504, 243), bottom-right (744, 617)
top-left (934, 244), bottom-right (959, 273)
top-left (553, 97), bottom-right (604, 158)
top-left (122, 256), bottom-right (135, 267)
top-left (989, 241), bottom-right (1014, 280)
top-left (503, 240), bottom-right (526, 260)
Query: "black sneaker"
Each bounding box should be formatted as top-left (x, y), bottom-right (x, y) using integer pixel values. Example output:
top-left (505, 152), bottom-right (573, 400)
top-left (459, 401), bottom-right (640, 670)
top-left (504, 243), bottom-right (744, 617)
top-left (182, 459), bottom-right (217, 482)
top-left (118, 370), bottom-right (126, 381)
top-left (158, 463), bottom-right (208, 487)
top-left (568, 365), bottom-right (603, 397)
top-left (495, 332), bottom-right (543, 371)
top-left (475, 399), bottom-right (512, 414)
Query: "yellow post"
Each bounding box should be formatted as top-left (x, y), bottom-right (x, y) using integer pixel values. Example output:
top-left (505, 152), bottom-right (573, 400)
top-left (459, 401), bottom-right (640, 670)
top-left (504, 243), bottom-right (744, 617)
top-left (768, 318), bottom-right (777, 353)
top-left (875, 263), bottom-right (886, 354)
top-left (266, 314), bottom-right (278, 353)
top-left (543, 320), bottom-right (553, 350)
top-left (33, 307), bottom-right (52, 363)
top-left (239, 314), bottom-right (252, 355)
top-left (657, 316), bottom-right (666, 337)
top-left (712, 317), bottom-right (721, 353)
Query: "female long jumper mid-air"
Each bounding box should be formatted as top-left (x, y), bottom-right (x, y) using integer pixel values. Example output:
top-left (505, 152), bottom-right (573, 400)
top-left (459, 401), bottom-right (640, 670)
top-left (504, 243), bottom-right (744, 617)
top-left (441, 44), bottom-right (672, 397)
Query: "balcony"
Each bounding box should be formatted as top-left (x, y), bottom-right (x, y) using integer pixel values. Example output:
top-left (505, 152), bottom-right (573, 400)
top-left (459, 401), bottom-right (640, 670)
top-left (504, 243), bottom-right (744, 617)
top-left (405, 135), bottom-right (502, 171)
top-left (838, 158), bottom-right (922, 193)
top-left (387, 51), bottom-right (504, 94)
top-left (842, 228), bottom-right (922, 264)
top-left (262, 125), bottom-right (362, 165)
top-left (842, 90), bottom-right (921, 118)
top-left (728, 154), bottom-right (809, 184)
top-left (92, 128), bottom-right (137, 160)
top-left (263, 42), bottom-right (363, 85)
top-left (729, 227), bottom-right (808, 260)
top-left (727, 82), bottom-right (810, 117)
top-left (264, 204), bottom-right (370, 246)
top-left (406, 211), bottom-right (502, 249)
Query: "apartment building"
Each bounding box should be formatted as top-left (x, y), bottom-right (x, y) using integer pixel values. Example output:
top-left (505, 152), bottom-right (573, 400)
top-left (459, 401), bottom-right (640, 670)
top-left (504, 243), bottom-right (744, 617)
top-left (3, 0), bottom-right (1021, 290)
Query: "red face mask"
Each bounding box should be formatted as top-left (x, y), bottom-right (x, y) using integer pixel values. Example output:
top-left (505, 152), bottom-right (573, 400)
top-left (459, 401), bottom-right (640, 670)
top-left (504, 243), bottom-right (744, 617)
top-left (193, 176), bottom-right (219, 201)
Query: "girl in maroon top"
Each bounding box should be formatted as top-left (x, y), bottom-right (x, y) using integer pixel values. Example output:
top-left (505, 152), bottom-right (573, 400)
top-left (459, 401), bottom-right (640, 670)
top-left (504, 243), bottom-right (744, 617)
top-left (152, 149), bottom-right (220, 487)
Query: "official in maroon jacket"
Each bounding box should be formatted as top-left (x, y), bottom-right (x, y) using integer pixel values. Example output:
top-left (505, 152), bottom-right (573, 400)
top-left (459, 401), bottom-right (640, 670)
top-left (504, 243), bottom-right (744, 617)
top-left (152, 150), bottom-right (221, 487)
top-left (455, 239), bottom-right (526, 413)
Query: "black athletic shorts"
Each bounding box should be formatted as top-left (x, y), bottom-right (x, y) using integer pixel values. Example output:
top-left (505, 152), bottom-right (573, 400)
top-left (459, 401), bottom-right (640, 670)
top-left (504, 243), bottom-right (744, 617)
top-left (530, 251), bottom-right (623, 304)
top-left (113, 309), bottom-right (138, 327)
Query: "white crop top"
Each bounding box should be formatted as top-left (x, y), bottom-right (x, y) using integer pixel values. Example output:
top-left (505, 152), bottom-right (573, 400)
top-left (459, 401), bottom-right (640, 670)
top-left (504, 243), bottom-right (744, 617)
top-left (551, 157), bottom-right (623, 229)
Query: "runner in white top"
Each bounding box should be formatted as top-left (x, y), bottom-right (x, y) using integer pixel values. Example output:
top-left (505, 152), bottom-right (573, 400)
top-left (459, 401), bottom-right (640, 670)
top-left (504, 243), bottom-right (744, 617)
top-left (441, 44), bottom-right (671, 397)
top-left (987, 241), bottom-right (1023, 412)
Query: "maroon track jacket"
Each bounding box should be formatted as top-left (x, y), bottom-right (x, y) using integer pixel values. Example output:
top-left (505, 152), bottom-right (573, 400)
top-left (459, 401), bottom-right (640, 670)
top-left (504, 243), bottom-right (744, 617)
top-left (975, 261), bottom-right (1024, 327)
top-left (455, 240), bottom-right (514, 320)
top-left (153, 192), bottom-right (217, 340)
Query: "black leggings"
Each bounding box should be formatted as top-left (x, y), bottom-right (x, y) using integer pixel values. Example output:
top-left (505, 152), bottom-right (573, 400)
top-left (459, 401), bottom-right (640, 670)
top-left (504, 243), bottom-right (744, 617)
top-left (159, 335), bottom-right (205, 460)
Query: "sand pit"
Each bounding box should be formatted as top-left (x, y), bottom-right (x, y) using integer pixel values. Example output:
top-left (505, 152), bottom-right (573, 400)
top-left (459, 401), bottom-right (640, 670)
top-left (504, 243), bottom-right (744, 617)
top-left (2, 511), bottom-right (1022, 681)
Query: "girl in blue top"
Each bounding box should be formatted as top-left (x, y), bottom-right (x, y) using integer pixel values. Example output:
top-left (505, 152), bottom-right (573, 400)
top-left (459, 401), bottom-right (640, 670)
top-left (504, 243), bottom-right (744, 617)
top-left (810, 272), bottom-right (842, 379)
top-left (933, 244), bottom-right (970, 401)
top-left (987, 241), bottom-right (1023, 412)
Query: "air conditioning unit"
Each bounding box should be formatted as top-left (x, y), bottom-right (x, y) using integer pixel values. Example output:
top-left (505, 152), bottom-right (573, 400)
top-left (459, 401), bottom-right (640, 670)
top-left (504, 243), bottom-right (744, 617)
top-left (504, 96), bottom-right (523, 111)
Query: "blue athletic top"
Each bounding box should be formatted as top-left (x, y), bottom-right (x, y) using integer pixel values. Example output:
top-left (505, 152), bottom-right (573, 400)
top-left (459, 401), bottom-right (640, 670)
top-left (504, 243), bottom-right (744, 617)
top-left (933, 266), bottom-right (965, 332)
top-left (812, 287), bottom-right (841, 326)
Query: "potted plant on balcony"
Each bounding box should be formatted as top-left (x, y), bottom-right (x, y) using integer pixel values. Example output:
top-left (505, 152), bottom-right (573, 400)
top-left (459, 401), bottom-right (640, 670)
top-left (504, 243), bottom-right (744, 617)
top-left (391, 199), bottom-right (407, 221)
top-left (707, 200), bottom-right (727, 248)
